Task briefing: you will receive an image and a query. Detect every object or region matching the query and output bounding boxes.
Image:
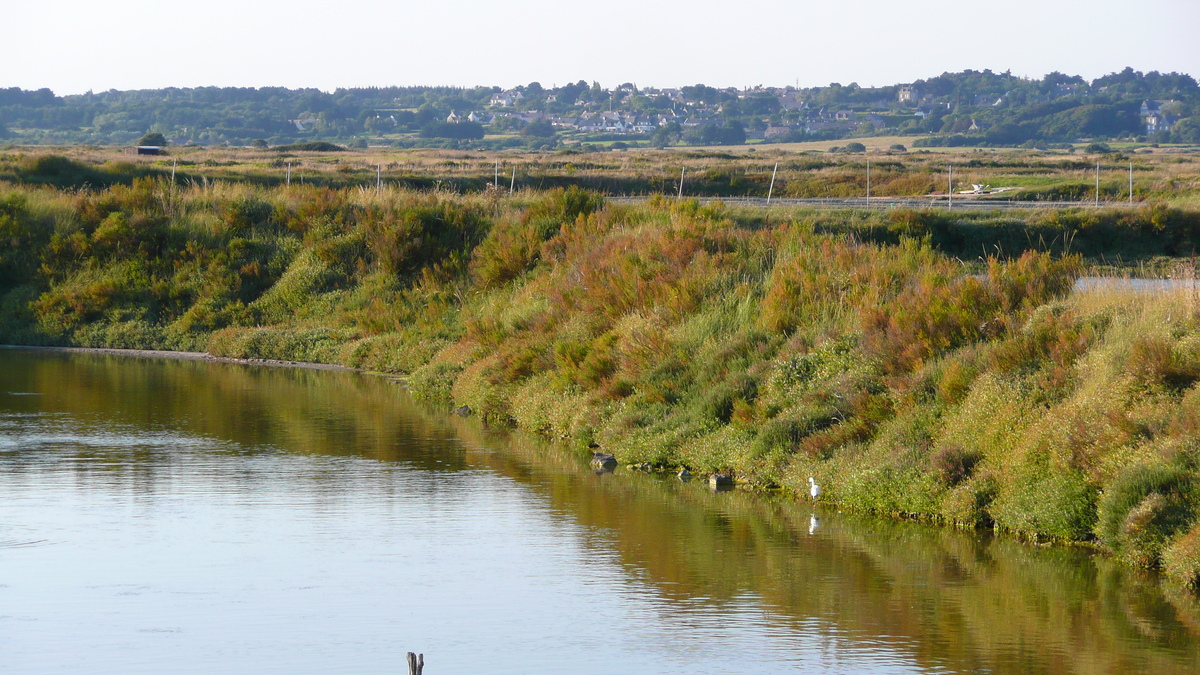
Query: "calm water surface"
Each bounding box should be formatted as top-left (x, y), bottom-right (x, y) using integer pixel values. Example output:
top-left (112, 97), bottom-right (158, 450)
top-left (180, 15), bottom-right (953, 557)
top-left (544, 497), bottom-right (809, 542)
top-left (2, 349), bottom-right (1199, 674)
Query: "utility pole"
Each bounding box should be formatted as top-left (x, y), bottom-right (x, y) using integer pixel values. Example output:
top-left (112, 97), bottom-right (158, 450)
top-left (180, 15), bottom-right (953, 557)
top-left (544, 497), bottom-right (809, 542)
top-left (766, 162), bottom-right (778, 206)
top-left (678, 167), bottom-right (685, 199)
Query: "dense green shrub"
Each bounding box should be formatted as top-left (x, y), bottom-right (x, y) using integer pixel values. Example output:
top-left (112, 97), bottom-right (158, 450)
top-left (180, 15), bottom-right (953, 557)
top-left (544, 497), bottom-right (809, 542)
top-left (272, 142), bottom-right (346, 152)
top-left (991, 467), bottom-right (1097, 540)
top-left (929, 444), bottom-right (981, 486)
top-left (1097, 462), bottom-right (1196, 566)
top-left (470, 188), bottom-right (601, 286)
top-left (1127, 337), bottom-right (1200, 393)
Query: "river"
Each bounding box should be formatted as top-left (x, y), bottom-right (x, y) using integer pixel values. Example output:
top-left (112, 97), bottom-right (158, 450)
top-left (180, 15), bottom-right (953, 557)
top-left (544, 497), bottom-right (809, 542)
top-left (2, 349), bottom-right (1198, 674)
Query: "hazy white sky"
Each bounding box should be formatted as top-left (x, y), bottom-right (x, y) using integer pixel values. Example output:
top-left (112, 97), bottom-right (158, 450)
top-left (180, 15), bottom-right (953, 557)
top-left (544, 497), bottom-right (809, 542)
top-left (6, 0), bottom-right (1198, 94)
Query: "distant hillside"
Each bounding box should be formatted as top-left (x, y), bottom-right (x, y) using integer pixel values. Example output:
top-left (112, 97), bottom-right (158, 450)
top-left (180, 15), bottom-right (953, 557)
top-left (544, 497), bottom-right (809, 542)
top-left (0, 68), bottom-right (1197, 148)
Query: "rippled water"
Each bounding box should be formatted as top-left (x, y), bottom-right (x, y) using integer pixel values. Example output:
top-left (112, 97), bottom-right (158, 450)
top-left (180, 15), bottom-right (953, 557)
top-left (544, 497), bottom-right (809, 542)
top-left (2, 349), bottom-right (1199, 674)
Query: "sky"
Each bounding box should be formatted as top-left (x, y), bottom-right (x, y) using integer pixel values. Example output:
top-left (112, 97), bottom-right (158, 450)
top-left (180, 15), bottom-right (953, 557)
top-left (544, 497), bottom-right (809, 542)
top-left (6, 0), bottom-right (1198, 95)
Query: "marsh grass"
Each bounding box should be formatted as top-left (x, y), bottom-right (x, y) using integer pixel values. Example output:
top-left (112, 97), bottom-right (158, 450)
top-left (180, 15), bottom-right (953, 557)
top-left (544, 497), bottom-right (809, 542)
top-left (5, 175), bottom-right (1200, 580)
top-left (3, 145), bottom-right (1198, 205)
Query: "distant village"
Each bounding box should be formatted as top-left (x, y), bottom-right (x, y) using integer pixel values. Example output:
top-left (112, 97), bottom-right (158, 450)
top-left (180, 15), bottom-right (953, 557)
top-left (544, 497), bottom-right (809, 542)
top-left (464, 84), bottom-right (928, 140)
top-left (352, 80), bottom-right (1188, 143)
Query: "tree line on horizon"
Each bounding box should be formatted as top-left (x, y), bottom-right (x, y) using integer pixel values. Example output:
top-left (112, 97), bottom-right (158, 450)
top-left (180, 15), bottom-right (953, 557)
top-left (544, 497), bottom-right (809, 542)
top-left (0, 68), bottom-right (1197, 148)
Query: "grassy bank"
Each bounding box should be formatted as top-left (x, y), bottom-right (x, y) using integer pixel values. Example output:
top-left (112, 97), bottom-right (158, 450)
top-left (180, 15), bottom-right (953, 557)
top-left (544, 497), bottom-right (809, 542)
top-left (4, 177), bottom-right (1200, 584)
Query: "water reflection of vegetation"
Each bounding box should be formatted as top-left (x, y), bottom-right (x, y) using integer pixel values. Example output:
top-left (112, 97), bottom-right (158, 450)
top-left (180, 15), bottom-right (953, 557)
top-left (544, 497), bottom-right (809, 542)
top-left (2, 350), bottom-right (468, 473)
top-left (446, 418), bottom-right (1200, 673)
top-left (8, 349), bottom-right (1200, 673)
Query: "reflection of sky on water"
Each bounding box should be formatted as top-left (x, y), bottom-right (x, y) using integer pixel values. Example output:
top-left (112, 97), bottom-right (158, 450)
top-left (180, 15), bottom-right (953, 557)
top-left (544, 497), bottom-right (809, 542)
top-left (0, 410), bottom-right (926, 674)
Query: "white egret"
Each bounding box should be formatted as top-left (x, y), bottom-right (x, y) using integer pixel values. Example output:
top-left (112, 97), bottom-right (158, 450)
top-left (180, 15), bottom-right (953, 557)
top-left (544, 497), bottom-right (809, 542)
top-left (808, 476), bottom-right (821, 501)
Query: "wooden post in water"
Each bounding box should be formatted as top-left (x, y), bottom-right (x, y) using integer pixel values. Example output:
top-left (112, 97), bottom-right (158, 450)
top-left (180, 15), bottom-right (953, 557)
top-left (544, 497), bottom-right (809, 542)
top-left (510, 167), bottom-right (516, 194)
top-left (407, 652), bottom-right (424, 675)
top-left (1095, 161), bottom-right (1100, 206)
top-left (678, 167), bottom-right (685, 199)
top-left (286, 163), bottom-right (291, 186)
top-left (1129, 162), bottom-right (1133, 205)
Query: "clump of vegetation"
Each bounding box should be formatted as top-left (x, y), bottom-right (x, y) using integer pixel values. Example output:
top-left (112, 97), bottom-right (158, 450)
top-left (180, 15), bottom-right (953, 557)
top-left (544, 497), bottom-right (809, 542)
top-left (272, 141), bottom-right (347, 152)
top-left (1097, 462), bottom-right (1196, 566)
top-left (1164, 524), bottom-right (1200, 587)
